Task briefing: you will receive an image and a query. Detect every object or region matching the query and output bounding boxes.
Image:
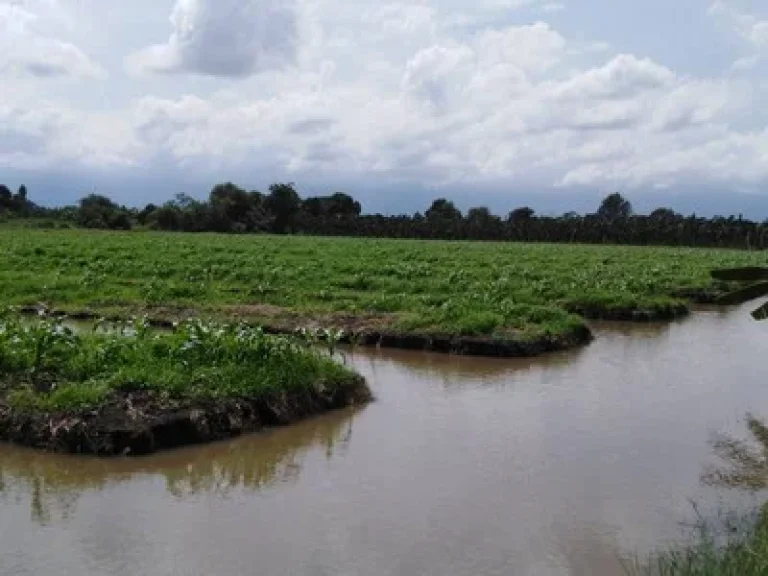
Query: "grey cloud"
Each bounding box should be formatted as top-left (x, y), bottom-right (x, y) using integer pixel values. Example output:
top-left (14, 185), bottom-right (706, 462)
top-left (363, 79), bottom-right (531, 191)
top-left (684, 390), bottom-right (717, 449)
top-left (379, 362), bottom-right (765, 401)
top-left (0, 128), bottom-right (45, 154)
top-left (127, 0), bottom-right (297, 77)
top-left (0, 3), bottom-right (103, 78)
top-left (25, 62), bottom-right (63, 77)
top-left (288, 118), bottom-right (335, 135)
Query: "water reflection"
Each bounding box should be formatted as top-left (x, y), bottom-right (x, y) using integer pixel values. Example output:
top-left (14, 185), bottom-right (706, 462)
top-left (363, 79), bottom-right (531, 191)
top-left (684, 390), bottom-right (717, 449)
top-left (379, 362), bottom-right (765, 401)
top-left (550, 519), bottom-right (627, 576)
top-left (589, 319), bottom-right (676, 339)
top-left (349, 346), bottom-right (585, 387)
top-left (0, 407), bottom-right (360, 524)
top-left (163, 407), bottom-right (358, 498)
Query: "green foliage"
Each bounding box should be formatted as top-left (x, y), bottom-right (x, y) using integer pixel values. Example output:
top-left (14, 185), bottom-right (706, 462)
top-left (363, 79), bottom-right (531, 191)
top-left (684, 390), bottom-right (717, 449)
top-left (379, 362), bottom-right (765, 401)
top-left (266, 182), bottom-right (301, 234)
top-left (626, 507), bottom-right (768, 576)
top-left (0, 231), bottom-right (765, 340)
top-left (628, 417), bottom-right (768, 576)
top-left (5, 183), bottom-right (768, 251)
top-left (77, 194), bottom-right (132, 230)
top-left (426, 198), bottom-right (463, 222)
top-left (597, 192), bottom-right (633, 221)
top-left (0, 312), bottom-right (359, 412)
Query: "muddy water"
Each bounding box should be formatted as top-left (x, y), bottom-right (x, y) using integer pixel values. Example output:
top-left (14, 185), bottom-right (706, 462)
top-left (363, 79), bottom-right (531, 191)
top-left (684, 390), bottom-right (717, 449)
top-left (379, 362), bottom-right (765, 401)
top-left (3, 304), bottom-right (768, 576)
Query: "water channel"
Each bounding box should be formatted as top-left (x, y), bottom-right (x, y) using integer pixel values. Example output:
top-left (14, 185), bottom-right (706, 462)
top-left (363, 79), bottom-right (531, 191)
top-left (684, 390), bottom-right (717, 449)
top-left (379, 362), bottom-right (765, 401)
top-left (2, 302), bottom-right (768, 575)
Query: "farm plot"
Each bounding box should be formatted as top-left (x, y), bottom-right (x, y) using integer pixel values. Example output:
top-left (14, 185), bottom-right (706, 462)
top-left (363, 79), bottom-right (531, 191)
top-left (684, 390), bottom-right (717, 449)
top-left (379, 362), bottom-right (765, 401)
top-left (0, 230), bottom-right (763, 353)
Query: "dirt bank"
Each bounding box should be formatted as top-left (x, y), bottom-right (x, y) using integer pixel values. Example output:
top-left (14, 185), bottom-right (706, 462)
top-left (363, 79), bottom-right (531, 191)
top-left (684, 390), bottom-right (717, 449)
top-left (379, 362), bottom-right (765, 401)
top-left (0, 377), bottom-right (371, 456)
top-left (565, 303), bottom-right (690, 322)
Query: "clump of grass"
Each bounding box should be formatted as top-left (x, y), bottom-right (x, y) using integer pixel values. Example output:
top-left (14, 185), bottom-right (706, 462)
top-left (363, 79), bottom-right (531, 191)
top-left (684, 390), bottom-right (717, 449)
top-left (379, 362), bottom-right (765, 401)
top-left (625, 506), bottom-right (768, 576)
top-left (627, 417), bottom-right (768, 576)
top-left (396, 301), bottom-right (584, 339)
top-left (565, 292), bottom-right (688, 318)
top-left (0, 310), bottom-right (362, 412)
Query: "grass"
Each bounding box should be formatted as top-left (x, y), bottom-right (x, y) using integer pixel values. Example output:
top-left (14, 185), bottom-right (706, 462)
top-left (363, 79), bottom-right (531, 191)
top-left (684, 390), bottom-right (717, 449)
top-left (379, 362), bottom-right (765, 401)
top-left (0, 229), bottom-right (766, 341)
top-left (627, 417), bottom-right (768, 576)
top-left (626, 507), bottom-right (768, 576)
top-left (0, 311), bottom-right (360, 412)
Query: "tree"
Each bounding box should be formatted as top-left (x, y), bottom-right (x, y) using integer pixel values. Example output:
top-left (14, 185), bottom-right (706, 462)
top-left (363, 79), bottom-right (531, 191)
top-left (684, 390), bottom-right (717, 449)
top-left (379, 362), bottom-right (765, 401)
top-left (77, 194), bottom-right (132, 230)
top-left (0, 185), bottom-right (11, 212)
top-left (266, 183), bottom-right (301, 233)
top-left (208, 182), bottom-right (252, 232)
top-left (467, 206), bottom-right (495, 224)
top-left (508, 206), bottom-right (535, 223)
top-left (302, 197), bottom-right (325, 218)
top-left (303, 193), bottom-right (361, 220)
top-left (9, 185), bottom-right (29, 215)
top-left (466, 207), bottom-right (501, 240)
top-left (172, 194), bottom-right (209, 232)
top-left (597, 193), bottom-right (632, 221)
top-left (150, 205), bottom-right (181, 230)
top-left (649, 207), bottom-right (680, 222)
top-left (137, 204), bottom-right (157, 226)
top-left (326, 192), bottom-right (361, 219)
top-left (426, 198), bottom-right (462, 222)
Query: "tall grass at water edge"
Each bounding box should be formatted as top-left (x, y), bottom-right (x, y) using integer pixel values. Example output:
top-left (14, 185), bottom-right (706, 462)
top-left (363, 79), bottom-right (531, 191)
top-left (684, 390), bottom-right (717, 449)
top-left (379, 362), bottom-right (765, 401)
top-left (0, 310), bottom-right (360, 412)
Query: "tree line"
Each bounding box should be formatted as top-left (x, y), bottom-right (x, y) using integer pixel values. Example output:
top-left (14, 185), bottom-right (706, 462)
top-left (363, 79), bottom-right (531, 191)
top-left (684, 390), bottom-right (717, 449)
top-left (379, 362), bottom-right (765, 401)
top-left (2, 181), bottom-right (767, 250)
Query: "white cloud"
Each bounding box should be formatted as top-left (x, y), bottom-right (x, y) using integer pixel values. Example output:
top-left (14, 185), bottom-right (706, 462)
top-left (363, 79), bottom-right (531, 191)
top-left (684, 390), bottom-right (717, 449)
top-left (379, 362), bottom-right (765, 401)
top-left (127, 0), bottom-right (298, 77)
top-left (542, 3), bottom-right (565, 13)
top-left (0, 1), bottom-right (103, 78)
top-left (553, 55), bottom-right (675, 100)
top-left (732, 54), bottom-right (760, 70)
top-left (709, 1), bottom-right (768, 69)
top-left (709, 1), bottom-right (768, 47)
top-left (1, 0), bottom-right (767, 200)
top-left (402, 44), bottom-right (477, 111)
top-left (117, 21), bottom-right (761, 193)
top-left (0, 102), bottom-right (138, 169)
top-left (475, 22), bottom-right (566, 72)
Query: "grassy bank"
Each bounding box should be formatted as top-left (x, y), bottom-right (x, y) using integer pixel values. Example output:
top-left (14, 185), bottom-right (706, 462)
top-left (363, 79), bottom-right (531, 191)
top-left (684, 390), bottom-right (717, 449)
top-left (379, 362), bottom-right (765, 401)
top-left (0, 312), bottom-right (370, 455)
top-left (628, 416), bottom-right (768, 576)
top-left (0, 230), bottom-right (764, 353)
top-left (627, 508), bottom-right (768, 576)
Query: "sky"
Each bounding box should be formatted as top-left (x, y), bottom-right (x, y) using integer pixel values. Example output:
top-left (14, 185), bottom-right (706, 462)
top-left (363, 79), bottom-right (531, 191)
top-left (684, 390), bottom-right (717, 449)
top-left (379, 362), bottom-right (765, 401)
top-left (2, 0), bottom-right (768, 216)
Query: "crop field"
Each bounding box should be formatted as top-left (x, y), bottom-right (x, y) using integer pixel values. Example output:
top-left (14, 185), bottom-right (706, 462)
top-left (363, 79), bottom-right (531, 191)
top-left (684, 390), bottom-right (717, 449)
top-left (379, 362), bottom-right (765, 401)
top-left (0, 314), bottom-right (359, 412)
top-left (0, 311), bottom-right (368, 454)
top-left (0, 230), bottom-right (765, 342)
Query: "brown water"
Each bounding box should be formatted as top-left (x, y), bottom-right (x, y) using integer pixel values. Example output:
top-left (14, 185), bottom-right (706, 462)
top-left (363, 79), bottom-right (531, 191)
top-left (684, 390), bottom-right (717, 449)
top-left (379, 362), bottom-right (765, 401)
top-left (2, 303), bottom-right (768, 576)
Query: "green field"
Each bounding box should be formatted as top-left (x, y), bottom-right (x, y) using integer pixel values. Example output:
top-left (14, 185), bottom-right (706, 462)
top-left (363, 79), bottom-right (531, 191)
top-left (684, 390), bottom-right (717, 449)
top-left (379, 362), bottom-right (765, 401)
top-left (0, 312), bottom-right (368, 454)
top-left (1, 230), bottom-right (765, 342)
top-left (0, 313), bottom-right (361, 412)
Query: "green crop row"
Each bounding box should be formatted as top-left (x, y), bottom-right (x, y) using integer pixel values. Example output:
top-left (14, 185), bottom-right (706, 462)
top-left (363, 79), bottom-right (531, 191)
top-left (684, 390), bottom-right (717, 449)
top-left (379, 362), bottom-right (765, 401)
top-left (0, 230), bottom-right (764, 340)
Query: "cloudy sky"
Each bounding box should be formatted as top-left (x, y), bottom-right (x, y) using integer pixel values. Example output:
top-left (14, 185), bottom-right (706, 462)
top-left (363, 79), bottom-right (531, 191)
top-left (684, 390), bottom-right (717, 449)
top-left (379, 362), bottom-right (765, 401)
top-left (2, 0), bottom-right (768, 215)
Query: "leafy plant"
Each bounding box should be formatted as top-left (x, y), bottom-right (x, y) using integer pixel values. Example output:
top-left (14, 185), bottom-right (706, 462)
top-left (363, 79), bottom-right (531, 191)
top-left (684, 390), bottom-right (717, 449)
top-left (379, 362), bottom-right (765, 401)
top-left (2, 229), bottom-right (765, 343)
top-left (0, 311), bottom-right (361, 412)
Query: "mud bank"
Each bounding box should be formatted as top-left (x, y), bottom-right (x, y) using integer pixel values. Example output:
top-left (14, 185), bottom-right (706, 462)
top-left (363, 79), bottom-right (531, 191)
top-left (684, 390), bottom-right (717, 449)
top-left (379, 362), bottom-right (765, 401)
top-left (351, 326), bottom-right (594, 357)
top-left (0, 377), bottom-right (371, 456)
top-left (566, 303), bottom-right (690, 322)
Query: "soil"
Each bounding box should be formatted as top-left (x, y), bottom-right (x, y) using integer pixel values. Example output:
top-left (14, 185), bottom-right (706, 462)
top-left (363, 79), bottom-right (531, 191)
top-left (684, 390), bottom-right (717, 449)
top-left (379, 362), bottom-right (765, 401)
top-left (0, 376), bottom-right (371, 456)
top-left (565, 303), bottom-right (690, 322)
